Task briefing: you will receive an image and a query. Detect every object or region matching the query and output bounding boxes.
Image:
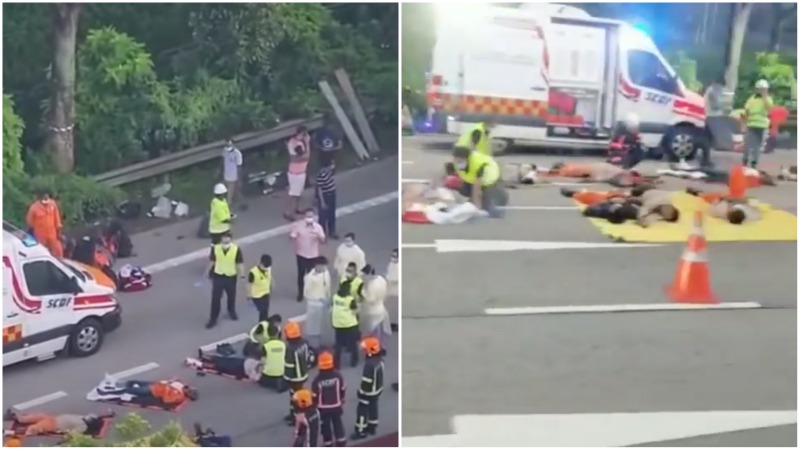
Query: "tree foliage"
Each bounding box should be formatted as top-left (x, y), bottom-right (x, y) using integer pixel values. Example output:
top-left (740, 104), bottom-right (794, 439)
top-left (61, 413), bottom-right (196, 447)
top-left (3, 94), bottom-right (25, 176)
top-left (735, 52), bottom-right (797, 108)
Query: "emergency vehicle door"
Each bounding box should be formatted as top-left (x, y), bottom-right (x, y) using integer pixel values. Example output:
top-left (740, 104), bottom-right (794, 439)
top-left (21, 259), bottom-right (82, 330)
top-left (461, 15), bottom-right (549, 124)
top-left (3, 265), bottom-right (26, 364)
top-left (547, 18), bottom-right (611, 131)
top-left (619, 46), bottom-right (680, 131)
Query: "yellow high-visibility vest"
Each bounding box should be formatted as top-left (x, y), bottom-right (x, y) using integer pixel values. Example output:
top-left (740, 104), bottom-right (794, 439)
top-left (209, 198), bottom-right (231, 234)
top-left (213, 244), bottom-right (238, 277)
top-left (456, 123), bottom-right (491, 155)
top-left (263, 339), bottom-right (286, 377)
top-left (331, 294), bottom-right (358, 329)
top-left (340, 275), bottom-right (364, 298)
top-left (249, 267), bottom-right (271, 298)
top-left (456, 151), bottom-right (500, 186)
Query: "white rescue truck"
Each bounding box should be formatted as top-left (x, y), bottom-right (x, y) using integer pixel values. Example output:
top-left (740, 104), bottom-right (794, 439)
top-left (3, 222), bottom-right (121, 366)
top-left (428, 3), bottom-right (708, 160)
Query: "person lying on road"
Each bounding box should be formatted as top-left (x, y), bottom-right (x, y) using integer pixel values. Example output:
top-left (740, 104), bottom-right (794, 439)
top-left (87, 375), bottom-right (198, 405)
top-left (4, 409), bottom-right (114, 437)
top-left (548, 162), bottom-right (658, 187)
top-left (686, 187), bottom-right (762, 224)
top-left (625, 186), bottom-right (681, 227)
top-left (561, 187), bottom-right (630, 206)
top-left (185, 344), bottom-right (264, 381)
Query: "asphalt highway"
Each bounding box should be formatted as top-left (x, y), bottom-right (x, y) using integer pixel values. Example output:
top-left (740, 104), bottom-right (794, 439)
top-left (3, 157), bottom-right (399, 447)
top-left (401, 136), bottom-right (797, 446)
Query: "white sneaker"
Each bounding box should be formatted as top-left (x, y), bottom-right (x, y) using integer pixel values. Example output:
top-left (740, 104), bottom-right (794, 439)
top-left (677, 159), bottom-right (693, 171)
top-left (184, 357), bottom-right (202, 369)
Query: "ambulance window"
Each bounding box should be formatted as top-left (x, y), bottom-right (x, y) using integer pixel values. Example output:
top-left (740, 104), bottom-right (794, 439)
top-left (627, 50), bottom-right (676, 94)
top-left (23, 261), bottom-right (75, 296)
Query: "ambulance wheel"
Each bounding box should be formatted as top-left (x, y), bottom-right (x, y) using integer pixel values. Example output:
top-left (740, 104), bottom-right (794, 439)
top-left (663, 126), bottom-right (698, 162)
top-left (69, 318), bottom-right (104, 357)
top-left (492, 139), bottom-right (512, 156)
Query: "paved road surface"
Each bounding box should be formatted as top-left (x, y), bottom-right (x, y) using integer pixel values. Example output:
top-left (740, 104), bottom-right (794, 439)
top-left (3, 158), bottom-right (399, 447)
top-left (401, 136), bottom-right (797, 446)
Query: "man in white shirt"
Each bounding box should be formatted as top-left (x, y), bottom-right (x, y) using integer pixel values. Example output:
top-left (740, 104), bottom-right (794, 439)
top-left (334, 232), bottom-right (366, 277)
top-left (222, 138), bottom-right (243, 207)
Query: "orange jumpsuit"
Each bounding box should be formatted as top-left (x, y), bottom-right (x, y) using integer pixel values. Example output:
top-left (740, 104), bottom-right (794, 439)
top-left (26, 200), bottom-right (64, 257)
top-left (150, 381), bottom-right (187, 405)
top-left (572, 190), bottom-right (628, 206)
top-left (13, 413), bottom-right (86, 435)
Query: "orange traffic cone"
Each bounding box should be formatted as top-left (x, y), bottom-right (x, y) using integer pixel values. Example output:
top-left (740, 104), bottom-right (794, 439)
top-left (665, 211), bottom-right (719, 304)
top-left (728, 164), bottom-right (748, 201)
top-left (402, 210), bottom-right (430, 224)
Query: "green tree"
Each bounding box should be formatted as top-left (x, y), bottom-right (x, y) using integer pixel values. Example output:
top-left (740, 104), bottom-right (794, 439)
top-left (735, 52), bottom-right (797, 109)
top-left (3, 94), bottom-right (25, 176)
top-left (61, 413), bottom-right (196, 447)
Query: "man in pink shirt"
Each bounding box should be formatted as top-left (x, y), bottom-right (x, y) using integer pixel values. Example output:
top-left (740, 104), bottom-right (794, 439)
top-left (285, 127), bottom-right (311, 220)
top-left (290, 209), bottom-right (326, 301)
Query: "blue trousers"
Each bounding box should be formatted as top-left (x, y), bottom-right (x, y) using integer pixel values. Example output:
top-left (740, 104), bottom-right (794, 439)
top-left (319, 191), bottom-right (337, 235)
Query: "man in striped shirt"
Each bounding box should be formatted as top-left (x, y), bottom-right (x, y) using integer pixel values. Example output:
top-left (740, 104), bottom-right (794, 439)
top-left (316, 155), bottom-right (338, 239)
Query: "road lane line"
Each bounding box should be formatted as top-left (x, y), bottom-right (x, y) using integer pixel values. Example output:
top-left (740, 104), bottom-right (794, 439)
top-left (402, 243), bottom-right (437, 249)
top-left (500, 206), bottom-right (576, 210)
top-left (485, 302), bottom-right (764, 316)
top-left (403, 161), bottom-right (415, 165)
top-left (144, 192), bottom-right (398, 274)
top-left (110, 362), bottom-right (160, 379)
top-left (401, 178), bottom-right (430, 184)
top-left (13, 391), bottom-right (68, 410)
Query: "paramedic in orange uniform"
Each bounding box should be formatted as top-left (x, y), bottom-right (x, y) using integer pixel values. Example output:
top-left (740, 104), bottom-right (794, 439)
top-left (26, 190), bottom-right (64, 257)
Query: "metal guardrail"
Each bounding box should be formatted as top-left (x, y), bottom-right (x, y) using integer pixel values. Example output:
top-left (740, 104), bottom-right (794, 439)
top-left (93, 116), bottom-right (324, 187)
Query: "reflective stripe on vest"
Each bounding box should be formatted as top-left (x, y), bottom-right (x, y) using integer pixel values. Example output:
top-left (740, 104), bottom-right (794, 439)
top-left (249, 321), bottom-right (270, 343)
top-left (209, 198), bottom-right (231, 234)
top-left (213, 244), bottom-right (238, 277)
top-left (340, 275), bottom-right (364, 298)
top-left (456, 123), bottom-right (491, 155)
top-left (745, 96), bottom-right (771, 129)
top-left (456, 151), bottom-right (500, 186)
top-left (250, 267), bottom-right (271, 298)
top-left (331, 294), bottom-right (358, 329)
top-left (263, 340), bottom-right (286, 377)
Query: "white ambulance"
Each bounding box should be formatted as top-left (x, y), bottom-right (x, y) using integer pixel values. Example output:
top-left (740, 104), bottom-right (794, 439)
top-left (428, 3), bottom-right (708, 160)
top-left (3, 222), bottom-right (122, 366)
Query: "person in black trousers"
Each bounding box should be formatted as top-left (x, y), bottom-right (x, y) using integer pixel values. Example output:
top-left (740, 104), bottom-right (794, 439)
top-left (205, 232), bottom-right (243, 329)
top-left (316, 155), bottom-right (339, 240)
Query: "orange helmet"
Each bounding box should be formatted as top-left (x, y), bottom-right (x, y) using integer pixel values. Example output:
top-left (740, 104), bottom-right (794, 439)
top-left (292, 389), bottom-right (314, 408)
top-left (284, 321), bottom-right (301, 339)
top-left (360, 337), bottom-right (381, 356)
top-left (318, 351), bottom-right (335, 370)
top-left (5, 437), bottom-right (22, 447)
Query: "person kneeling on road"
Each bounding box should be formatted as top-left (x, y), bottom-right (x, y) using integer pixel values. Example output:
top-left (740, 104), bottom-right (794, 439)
top-left (284, 321), bottom-right (313, 426)
top-left (351, 337), bottom-right (385, 441)
top-left (260, 328), bottom-right (289, 393)
top-left (312, 351), bottom-right (347, 447)
top-left (194, 422), bottom-right (233, 447)
top-left (292, 389), bottom-right (320, 447)
top-left (686, 187), bottom-right (762, 224)
top-left (4, 409), bottom-right (114, 437)
top-left (452, 146), bottom-right (508, 218)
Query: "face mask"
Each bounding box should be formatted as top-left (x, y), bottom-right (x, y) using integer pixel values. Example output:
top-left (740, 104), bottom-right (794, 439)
top-left (222, 242), bottom-right (231, 248)
top-left (344, 241), bottom-right (354, 247)
top-left (346, 273), bottom-right (355, 279)
top-left (305, 217), bottom-right (314, 224)
top-left (455, 161), bottom-right (467, 170)
top-left (315, 266), bottom-right (325, 273)
top-left (391, 255), bottom-right (398, 262)
top-left (41, 199), bottom-right (51, 204)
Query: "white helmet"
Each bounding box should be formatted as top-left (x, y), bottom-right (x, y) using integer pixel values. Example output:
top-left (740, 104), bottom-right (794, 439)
top-left (624, 112), bottom-right (640, 129)
top-left (213, 183), bottom-right (228, 195)
top-left (755, 79), bottom-right (769, 89)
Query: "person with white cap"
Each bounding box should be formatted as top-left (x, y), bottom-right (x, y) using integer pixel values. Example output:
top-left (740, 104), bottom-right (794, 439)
top-left (208, 183), bottom-right (234, 245)
top-left (740, 79), bottom-right (774, 168)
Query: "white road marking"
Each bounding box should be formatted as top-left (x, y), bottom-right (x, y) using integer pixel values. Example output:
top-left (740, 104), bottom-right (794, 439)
top-left (13, 391), bottom-right (68, 411)
top-left (199, 314), bottom-right (307, 352)
top-left (144, 192), bottom-right (398, 274)
top-left (401, 178), bottom-right (430, 184)
top-left (402, 161), bottom-right (415, 165)
top-left (404, 411), bottom-right (799, 447)
top-left (500, 206), bottom-right (576, 210)
top-left (402, 243), bottom-right (437, 249)
top-left (110, 362), bottom-right (160, 380)
top-left (431, 239), bottom-right (661, 253)
top-left (484, 302), bottom-right (764, 316)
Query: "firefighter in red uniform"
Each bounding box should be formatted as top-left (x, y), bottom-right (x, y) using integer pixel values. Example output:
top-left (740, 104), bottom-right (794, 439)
top-left (311, 352), bottom-right (346, 447)
top-left (351, 337), bottom-right (385, 440)
top-left (284, 321), bottom-right (312, 425)
top-left (292, 389), bottom-right (320, 447)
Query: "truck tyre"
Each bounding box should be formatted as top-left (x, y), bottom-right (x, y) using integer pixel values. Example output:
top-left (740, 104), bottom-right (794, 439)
top-left (69, 318), bottom-right (104, 357)
top-left (492, 139), bottom-right (512, 156)
top-left (663, 126), bottom-right (699, 161)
